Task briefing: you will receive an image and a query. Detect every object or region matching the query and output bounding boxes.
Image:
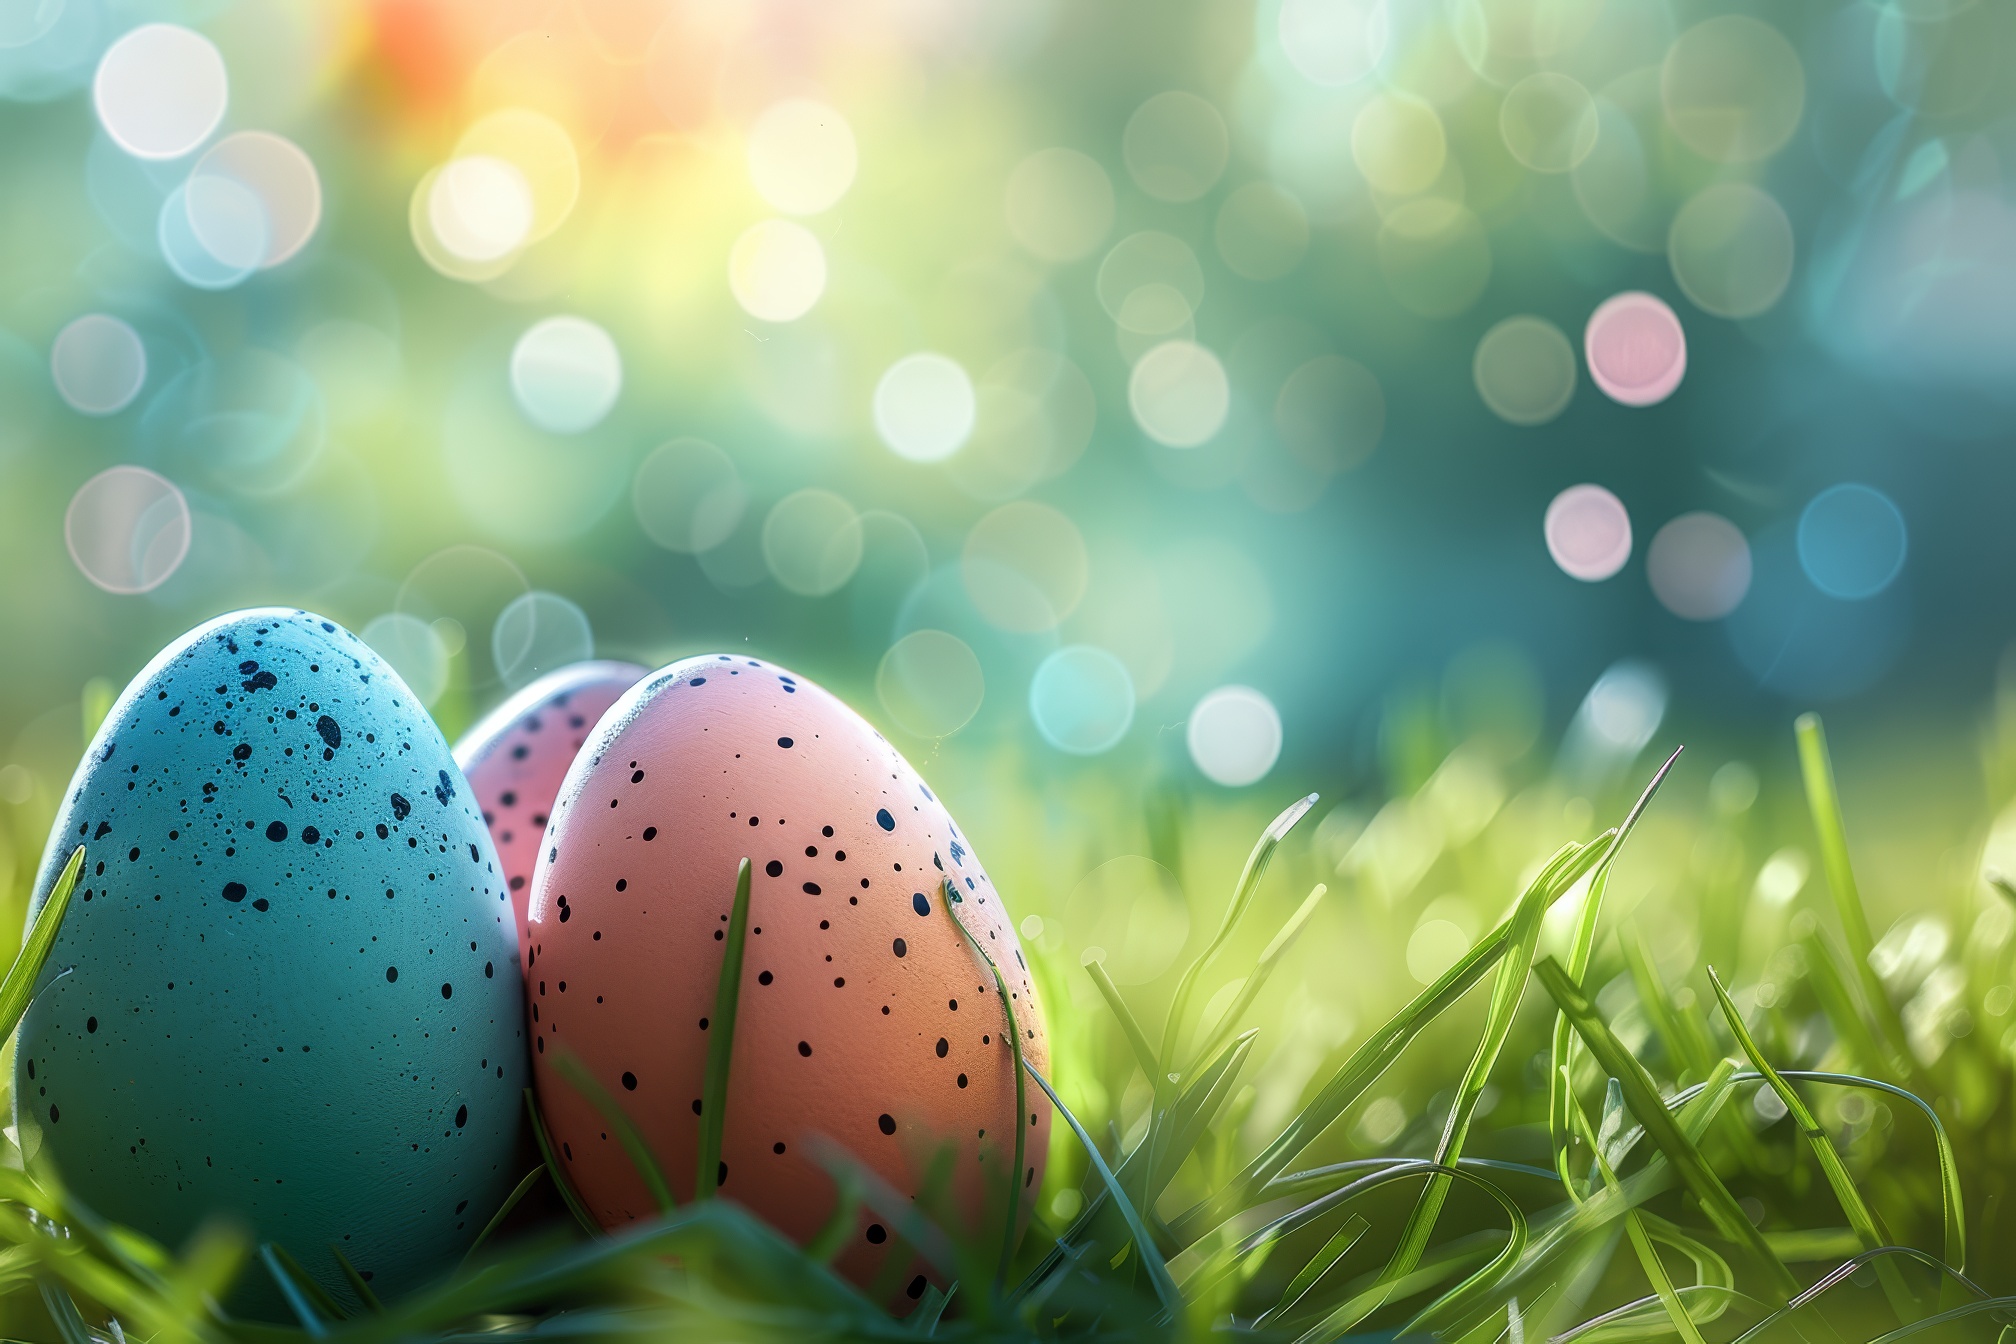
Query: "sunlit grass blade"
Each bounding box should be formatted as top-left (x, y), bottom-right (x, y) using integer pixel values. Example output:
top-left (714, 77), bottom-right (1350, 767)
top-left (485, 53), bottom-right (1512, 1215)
top-left (1571, 1092), bottom-right (1707, 1344)
top-left (1550, 748), bottom-right (1680, 1200)
top-left (259, 1245), bottom-right (329, 1336)
top-left (327, 1240), bottom-right (382, 1314)
top-left (1795, 713), bottom-right (1913, 1068)
top-left (3, 845), bottom-right (85, 1041)
top-left (1189, 882), bottom-right (1328, 1070)
top-left (1085, 958), bottom-right (1159, 1083)
top-left (1620, 923), bottom-right (1714, 1083)
top-left (697, 857), bottom-right (752, 1203)
top-left (1263, 1213), bottom-right (1368, 1323)
top-left (1533, 957), bottom-right (1797, 1301)
top-left (524, 1087), bottom-right (598, 1237)
top-left (1188, 833), bottom-right (1616, 1240)
top-left (940, 878), bottom-right (1028, 1290)
top-left (1022, 1059), bottom-right (1181, 1316)
top-left (1144, 1030), bottom-right (1256, 1205)
top-left (1156, 793), bottom-right (1318, 1088)
top-left (804, 1164), bottom-right (862, 1265)
top-left (458, 1167), bottom-right (545, 1270)
top-left (38, 1279), bottom-right (95, 1344)
top-left (1801, 925), bottom-right (1903, 1078)
top-left (549, 1047), bottom-right (673, 1215)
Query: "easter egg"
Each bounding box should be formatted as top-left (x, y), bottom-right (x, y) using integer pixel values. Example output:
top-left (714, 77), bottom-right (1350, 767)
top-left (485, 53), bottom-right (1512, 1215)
top-left (14, 609), bottom-right (528, 1310)
top-left (454, 661), bottom-right (646, 960)
top-left (524, 655), bottom-right (1050, 1298)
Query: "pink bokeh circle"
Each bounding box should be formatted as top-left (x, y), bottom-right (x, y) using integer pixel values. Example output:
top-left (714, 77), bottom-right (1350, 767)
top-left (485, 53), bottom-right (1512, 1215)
top-left (1584, 291), bottom-right (1686, 407)
top-left (1545, 483), bottom-right (1632, 581)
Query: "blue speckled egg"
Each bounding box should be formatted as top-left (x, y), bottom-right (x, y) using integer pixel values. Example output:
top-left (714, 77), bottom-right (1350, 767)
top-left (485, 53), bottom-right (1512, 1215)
top-left (14, 609), bottom-right (528, 1310)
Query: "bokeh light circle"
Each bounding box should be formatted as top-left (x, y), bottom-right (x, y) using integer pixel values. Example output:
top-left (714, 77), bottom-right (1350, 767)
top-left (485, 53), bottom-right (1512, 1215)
top-left (1187, 685), bottom-right (1283, 787)
top-left (874, 353), bottom-right (976, 462)
top-left (362, 612), bottom-right (448, 707)
top-left (93, 24), bottom-right (226, 161)
top-left (188, 132), bottom-right (321, 269)
top-left (1215, 182), bottom-right (1309, 281)
top-left (1499, 72), bottom-right (1599, 172)
top-left (1352, 93), bottom-right (1446, 195)
top-left (1122, 91), bottom-right (1228, 203)
top-left (1661, 16), bottom-right (1806, 163)
top-left (746, 99), bottom-right (858, 215)
top-left (1129, 340), bottom-right (1229, 447)
top-left (633, 438), bottom-right (746, 553)
top-left (492, 591), bottom-right (594, 690)
top-left (158, 183), bottom-right (255, 290)
top-left (428, 156), bottom-right (533, 264)
top-left (1648, 512), bottom-right (1752, 619)
top-left (877, 630), bottom-right (984, 738)
top-left (1473, 316), bottom-right (1576, 425)
top-left (963, 500), bottom-right (1089, 632)
top-left (51, 314), bottom-right (146, 415)
top-left (1029, 645), bottom-right (1136, 755)
top-left (510, 316), bottom-right (622, 434)
top-left (761, 488), bottom-right (864, 596)
top-left (1797, 484), bottom-right (1907, 599)
top-left (1584, 291), bottom-right (1686, 406)
top-left (1545, 484), bottom-right (1632, 581)
top-left (1278, 0), bottom-right (1390, 86)
top-left (729, 218), bottom-right (827, 322)
top-left (64, 466), bottom-right (191, 594)
top-left (1004, 148), bottom-right (1114, 263)
top-left (455, 109), bottom-right (579, 244)
top-left (1275, 354), bottom-right (1384, 475)
top-left (1667, 183), bottom-right (1795, 320)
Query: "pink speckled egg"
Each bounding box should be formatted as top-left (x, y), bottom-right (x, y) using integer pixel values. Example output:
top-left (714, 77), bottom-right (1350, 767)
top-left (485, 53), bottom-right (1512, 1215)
top-left (454, 661), bottom-right (646, 959)
top-left (523, 655), bottom-right (1050, 1301)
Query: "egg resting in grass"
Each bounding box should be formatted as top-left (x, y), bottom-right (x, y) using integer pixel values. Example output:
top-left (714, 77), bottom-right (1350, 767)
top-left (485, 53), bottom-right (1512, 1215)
top-left (454, 661), bottom-right (646, 961)
top-left (524, 655), bottom-right (1050, 1300)
top-left (13, 610), bottom-right (528, 1312)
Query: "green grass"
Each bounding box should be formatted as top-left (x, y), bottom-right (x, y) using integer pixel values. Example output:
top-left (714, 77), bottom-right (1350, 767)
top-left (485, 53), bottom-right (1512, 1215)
top-left (7, 713), bottom-right (2016, 1342)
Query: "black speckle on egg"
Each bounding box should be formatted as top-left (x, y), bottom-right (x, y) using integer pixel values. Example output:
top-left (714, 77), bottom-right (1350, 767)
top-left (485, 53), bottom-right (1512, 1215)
top-left (892, 938), bottom-right (907, 958)
top-left (912, 892), bottom-right (931, 916)
top-left (765, 860), bottom-right (783, 877)
top-left (390, 793), bottom-right (411, 820)
top-left (302, 826), bottom-right (320, 845)
top-left (316, 715), bottom-right (340, 749)
top-left (455, 1105), bottom-right (468, 1128)
top-left (878, 1114), bottom-right (896, 1135)
top-left (265, 821), bottom-right (287, 842)
top-left (866, 1224), bottom-right (887, 1244)
top-left (222, 882), bottom-right (246, 903)
top-left (797, 1041), bottom-right (812, 1057)
top-left (441, 983), bottom-right (453, 999)
top-left (876, 808), bottom-right (895, 831)
top-left (935, 1038), bottom-right (948, 1058)
top-left (232, 743), bottom-right (252, 761)
top-left (86, 1016), bottom-right (97, 1033)
top-left (622, 1072), bottom-right (637, 1090)
top-left (777, 737), bottom-right (793, 748)
top-left (907, 1276), bottom-right (928, 1300)
top-left (386, 966), bottom-right (398, 982)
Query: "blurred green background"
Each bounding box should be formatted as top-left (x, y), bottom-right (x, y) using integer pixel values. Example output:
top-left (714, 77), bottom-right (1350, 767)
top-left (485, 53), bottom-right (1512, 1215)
top-left (6, 0), bottom-right (2016, 1288)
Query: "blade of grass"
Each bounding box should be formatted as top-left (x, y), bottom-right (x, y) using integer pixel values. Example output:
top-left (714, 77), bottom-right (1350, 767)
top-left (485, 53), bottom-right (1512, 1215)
top-left (1621, 924), bottom-right (1715, 1083)
top-left (4, 846), bottom-right (85, 1040)
top-left (1333, 829), bottom-right (1627, 1339)
top-left (914, 1281), bottom-right (955, 1334)
top-left (805, 1135), bottom-right (960, 1283)
top-left (940, 879), bottom-right (1029, 1290)
top-left (1189, 883), bottom-right (1329, 1070)
top-left (458, 1167), bottom-right (545, 1269)
top-left (1802, 926), bottom-right (1903, 1078)
top-left (1572, 1095), bottom-right (1708, 1344)
top-left (697, 858), bottom-right (752, 1203)
top-left (549, 1047), bottom-right (673, 1215)
top-left (524, 1087), bottom-right (598, 1236)
top-left (38, 1279), bottom-right (96, 1344)
top-left (263, 1243), bottom-right (345, 1322)
top-left (1551, 748), bottom-right (1682, 1202)
top-left (1156, 793), bottom-right (1318, 1088)
top-left (1023, 1059), bottom-right (1181, 1316)
top-left (1533, 957), bottom-right (1797, 1301)
top-left (1707, 970), bottom-right (1921, 1318)
top-left (1795, 713), bottom-right (1913, 1069)
top-left (1264, 1213), bottom-right (1369, 1323)
top-left (804, 1164), bottom-right (863, 1264)
top-left (1085, 959), bottom-right (1160, 1085)
top-left (1144, 1030), bottom-right (1257, 1205)
top-left (1186, 833), bottom-right (1617, 1240)
top-left (258, 1246), bottom-right (327, 1337)
top-left (326, 1242), bottom-right (382, 1314)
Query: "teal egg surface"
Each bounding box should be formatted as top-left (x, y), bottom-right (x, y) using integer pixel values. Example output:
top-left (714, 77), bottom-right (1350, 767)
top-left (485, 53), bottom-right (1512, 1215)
top-left (13, 609), bottom-right (528, 1307)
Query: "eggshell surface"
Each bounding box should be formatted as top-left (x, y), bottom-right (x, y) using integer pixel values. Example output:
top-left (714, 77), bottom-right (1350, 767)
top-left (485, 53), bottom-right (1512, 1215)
top-left (454, 661), bottom-right (645, 959)
top-left (525, 655), bottom-right (1050, 1296)
top-left (14, 609), bottom-right (528, 1309)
